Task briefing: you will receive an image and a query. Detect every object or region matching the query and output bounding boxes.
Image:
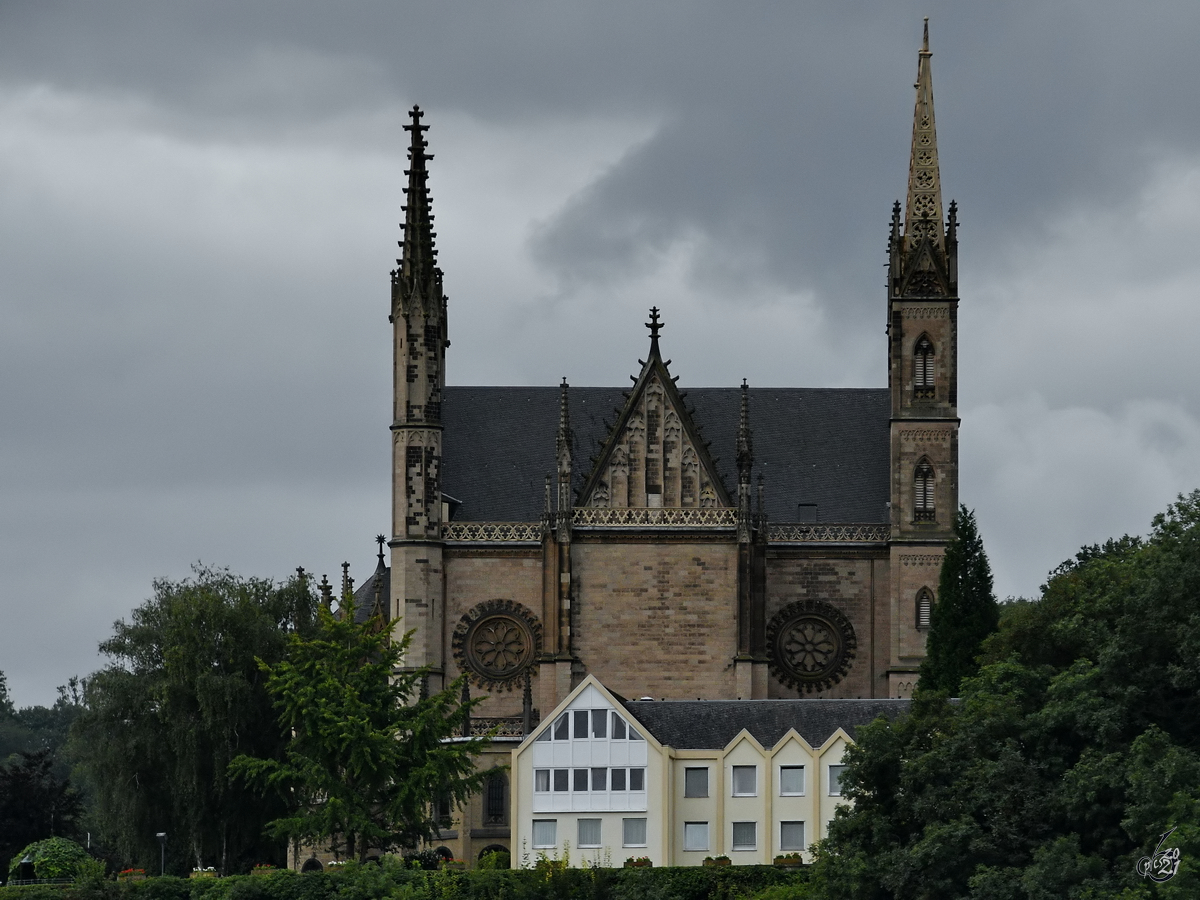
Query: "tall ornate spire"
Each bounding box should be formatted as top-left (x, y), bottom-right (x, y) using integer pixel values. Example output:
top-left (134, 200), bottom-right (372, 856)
top-left (393, 105), bottom-right (442, 315)
top-left (904, 18), bottom-right (943, 254)
top-left (891, 18), bottom-right (955, 300)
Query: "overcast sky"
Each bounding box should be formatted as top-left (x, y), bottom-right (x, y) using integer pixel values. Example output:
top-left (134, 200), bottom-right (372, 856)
top-left (4, 2), bottom-right (1200, 706)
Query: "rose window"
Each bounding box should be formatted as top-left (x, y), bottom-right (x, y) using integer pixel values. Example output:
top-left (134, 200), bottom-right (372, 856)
top-left (767, 600), bottom-right (857, 694)
top-left (452, 600), bottom-right (542, 691)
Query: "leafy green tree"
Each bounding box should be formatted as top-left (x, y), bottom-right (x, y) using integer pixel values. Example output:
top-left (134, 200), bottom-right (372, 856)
top-left (70, 565), bottom-right (316, 875)
top-left (810, 491), bottom-right (1200, 900)
top-left (0, 750), bottom-right (83, 877)
top-left (231, 599), bottom-right (491, 861)
top-left (918, 506), bottom-right (998, 695)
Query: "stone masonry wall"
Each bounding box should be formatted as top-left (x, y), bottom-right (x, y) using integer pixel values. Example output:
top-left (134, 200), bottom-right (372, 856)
top-left (571, 539), bottom-right (738, 701)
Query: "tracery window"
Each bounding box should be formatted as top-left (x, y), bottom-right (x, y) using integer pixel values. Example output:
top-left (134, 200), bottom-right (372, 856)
top-left (914, 335), bottom-right (935, 400)
top-left (914, 460), bottom-right (936, 522)
top-left (484, 771), bottom-right (507, 825)
top-left (916, 588), bottom-right (933, 630)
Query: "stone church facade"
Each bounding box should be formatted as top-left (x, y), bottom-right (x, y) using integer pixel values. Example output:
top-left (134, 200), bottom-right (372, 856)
top-left (380, 24), bottom-right (958, 863)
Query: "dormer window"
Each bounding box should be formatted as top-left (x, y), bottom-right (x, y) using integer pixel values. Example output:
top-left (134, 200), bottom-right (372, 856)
top-left (914, 335), bottom-right (935, 400)
top-left (914, 461), bottom-right (936, 522)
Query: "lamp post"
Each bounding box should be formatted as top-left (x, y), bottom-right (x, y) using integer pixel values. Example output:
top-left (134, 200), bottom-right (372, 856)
top-left (156, 833), bottom-right (167, 877)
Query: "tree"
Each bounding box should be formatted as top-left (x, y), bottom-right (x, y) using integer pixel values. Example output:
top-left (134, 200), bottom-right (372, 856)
top-left (918, 505), bottom-right (998, 695)
top-left (231, 599), bottom-right (491, 861)
top-left (70, 565), bottom-right (316, 875)
top-left (809, 491), bottom-right (1200, 900)
top-left (0, 750), bottom-right (82, 877)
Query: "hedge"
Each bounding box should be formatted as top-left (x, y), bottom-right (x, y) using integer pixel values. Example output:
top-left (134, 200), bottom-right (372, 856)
top-left (0, 859), bottom-right (809, 900)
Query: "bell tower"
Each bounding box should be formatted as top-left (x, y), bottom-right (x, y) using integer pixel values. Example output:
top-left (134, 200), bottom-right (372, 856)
top-left (887, 21), bottom-right (960, 695)
top-left (390, 106), bottom-right (448, 687)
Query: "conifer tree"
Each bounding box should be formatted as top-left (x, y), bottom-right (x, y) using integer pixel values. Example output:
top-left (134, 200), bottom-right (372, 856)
top-left (918, 505), bottom-right (998, 695)
top-left (231, 597), bottom-right (490, 861)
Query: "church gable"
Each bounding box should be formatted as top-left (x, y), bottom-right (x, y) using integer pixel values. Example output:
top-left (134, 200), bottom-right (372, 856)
top-left (579, 310), bottom-right (731, 510)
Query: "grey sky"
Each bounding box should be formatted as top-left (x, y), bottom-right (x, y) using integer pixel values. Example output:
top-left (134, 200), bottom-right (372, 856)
top-left (3, 2), bottom-right (1200, 705)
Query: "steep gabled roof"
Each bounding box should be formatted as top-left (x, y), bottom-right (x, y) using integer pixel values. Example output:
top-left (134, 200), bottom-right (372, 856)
top-left (440, 386), bottom-right (890, 524)
top-left (578, 308), bottom-right (731, 509)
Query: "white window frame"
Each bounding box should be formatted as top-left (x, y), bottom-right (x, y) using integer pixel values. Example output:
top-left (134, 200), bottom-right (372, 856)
top-left (732, 764), bottom-right (757, 797)
top-left (532, 819), bottom-right (557, 849)
top-left (622, 817), bottom-right (647, 848)
top-left (731, 821), bottom-right (757, 851)
top-left (577, 817), bottom-right (602, 848)
top-left (779, 765), bottom-right (805, 796)
top-left (683, 821), bottom-right (709, 852)
top-left (780, 820), bottom-right (805, 852)
top-left (684, 766), bottom-right (709, 798)
top-left (828, 764), bottom-right (847, 796)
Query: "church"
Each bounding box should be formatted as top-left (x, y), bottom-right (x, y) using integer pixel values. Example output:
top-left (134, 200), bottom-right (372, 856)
top-left (374, 22), bottom-right (958, 864)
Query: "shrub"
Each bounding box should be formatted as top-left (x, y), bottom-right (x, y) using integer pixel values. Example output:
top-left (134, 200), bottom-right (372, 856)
top-left (6, 838), bottom-right (90, 882)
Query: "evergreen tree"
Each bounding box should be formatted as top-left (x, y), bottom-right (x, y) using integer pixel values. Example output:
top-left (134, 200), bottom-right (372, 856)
top-left (231, 598), bottom-right (491, 861)
top-left (918, 505), bottom-right (998, 695)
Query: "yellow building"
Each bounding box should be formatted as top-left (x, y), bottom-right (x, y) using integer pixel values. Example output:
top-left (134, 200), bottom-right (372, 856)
top-left (511, 675), bottom-right (908, 867)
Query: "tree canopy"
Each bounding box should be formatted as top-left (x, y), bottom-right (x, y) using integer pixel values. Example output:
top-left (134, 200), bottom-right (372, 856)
top-left (231, 598), bottom-right (491, 861)
top-left (70, 565), bottom-right (316, 875)
top-left (810, 490), bottom-right (1200, 900)
top-left (918, 505), bottom-right (998, 695)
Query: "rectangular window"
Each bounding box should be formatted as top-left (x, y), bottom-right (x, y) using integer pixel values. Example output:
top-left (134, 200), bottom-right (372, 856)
top-left (553, 714), bottom-right (569, 741)
top-left (611, 768), bottom-right (627, 791)
top-left (534, 769), bottom-right (550, 792)
top-left (577, 818), bottom-right (601, 848)
top-left (622, 817), bottom-right (647, 847)
top-left (779, 765), bottom-right (805, 796)
top-left (732, 821), bottom-right (757, 851)
top-left (591, 767), bottom-right (607, 791)
top-left (532, 819), bottom-right (556, 848)
top-left (828, 765), bottom-right (847, 796)
top-left (573, 709), bottom-right (589, 738)
top-left (732, 765), bottom-right (757, 796)
top-left (684, 767), bottom-right (709, 798)
top-left (591, 709), bottom-right (607, 738)
top-left (573, 768), bottom-right (589, 792)
top-left (611, 713), bottom-right (627, 740)
top-left (553, 769), bottom-right (569, 792)
top-left (629, 768), bottom-right (645, 791)
top-left (683, 822), bottom-right (709, 852)
top-left (780, 821), bottom-right (805, 852)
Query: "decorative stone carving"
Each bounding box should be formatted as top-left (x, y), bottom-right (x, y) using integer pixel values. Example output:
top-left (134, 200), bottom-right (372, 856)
top-left (452, 600), bottom-right (542, 692)
top-left (767, 599), bottom-right (857, 694)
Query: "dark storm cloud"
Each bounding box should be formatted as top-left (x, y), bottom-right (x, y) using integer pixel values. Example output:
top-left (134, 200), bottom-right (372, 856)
top-left (3, 2), bottom-right (1200, 704)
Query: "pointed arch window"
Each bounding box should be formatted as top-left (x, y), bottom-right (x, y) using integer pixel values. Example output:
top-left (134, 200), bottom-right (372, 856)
top-left (914, 460), bottom-right (936, 522)
top-left (914, 335), bottom-right (935, 400)
top-left (916, 588), bottom-right (933, 629)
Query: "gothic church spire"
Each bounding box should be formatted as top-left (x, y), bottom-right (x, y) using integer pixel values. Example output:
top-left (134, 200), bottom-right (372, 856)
top-left (892, 18), bottom-right (955, 299)
top-left (393, 105), bottom-right (442, 315)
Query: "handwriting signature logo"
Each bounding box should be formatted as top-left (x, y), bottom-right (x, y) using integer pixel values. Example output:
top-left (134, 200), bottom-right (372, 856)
top-left (1136, 828), bottom-right (1181, 883)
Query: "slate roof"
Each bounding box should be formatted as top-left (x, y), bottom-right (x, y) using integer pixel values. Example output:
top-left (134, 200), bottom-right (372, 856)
top-left (619, 698), bottom-right (911, 750)
top-left (441, 386), bottom-right (890, 523)
top-left (349, 559), bottom-right (389, 625)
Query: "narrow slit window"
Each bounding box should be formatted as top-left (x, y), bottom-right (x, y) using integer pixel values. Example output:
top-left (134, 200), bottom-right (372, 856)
top-left (916, 588), bottom-right (933, 630)
top-left (914, 335), bottom-right (935, 399)
top-left (914, 461), bottom-right (936, 522)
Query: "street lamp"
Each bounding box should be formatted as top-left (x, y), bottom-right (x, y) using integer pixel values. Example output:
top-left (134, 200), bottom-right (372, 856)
top-left (156, 833), bottom-right (167, 877)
